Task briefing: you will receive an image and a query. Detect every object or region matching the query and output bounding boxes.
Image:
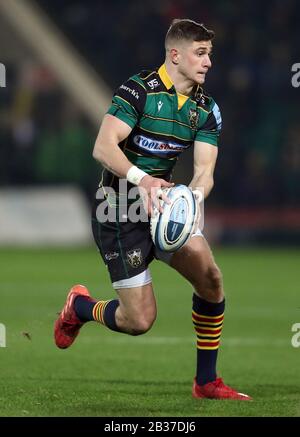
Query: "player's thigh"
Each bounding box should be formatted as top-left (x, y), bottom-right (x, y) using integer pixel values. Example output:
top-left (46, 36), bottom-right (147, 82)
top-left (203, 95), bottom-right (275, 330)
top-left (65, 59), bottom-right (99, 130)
top-left (170, 236), bottom-right (223, 291)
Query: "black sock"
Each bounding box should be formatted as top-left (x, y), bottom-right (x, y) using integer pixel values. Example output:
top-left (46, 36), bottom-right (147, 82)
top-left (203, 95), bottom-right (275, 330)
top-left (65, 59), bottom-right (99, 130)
top-left (74, 296), bottom-right (95, 322)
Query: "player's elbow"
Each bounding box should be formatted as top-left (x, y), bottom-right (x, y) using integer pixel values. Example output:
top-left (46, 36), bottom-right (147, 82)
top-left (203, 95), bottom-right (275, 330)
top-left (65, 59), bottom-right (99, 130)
top-left (92, 141), bottom-right (105, 164)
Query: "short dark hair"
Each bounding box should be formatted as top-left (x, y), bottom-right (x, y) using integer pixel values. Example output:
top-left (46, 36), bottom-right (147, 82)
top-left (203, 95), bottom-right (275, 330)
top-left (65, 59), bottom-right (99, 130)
top-left (165, 19), bottom-right (214, 48)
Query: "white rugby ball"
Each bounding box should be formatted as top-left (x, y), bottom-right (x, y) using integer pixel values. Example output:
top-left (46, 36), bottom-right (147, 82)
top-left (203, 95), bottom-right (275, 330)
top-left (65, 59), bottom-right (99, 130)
top-left (150, 184), bottom-right (199, 252)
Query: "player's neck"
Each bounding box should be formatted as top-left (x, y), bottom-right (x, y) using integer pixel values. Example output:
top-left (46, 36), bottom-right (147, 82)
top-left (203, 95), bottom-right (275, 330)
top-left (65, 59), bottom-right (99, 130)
top-left (165, 62), bottom-right (195, 96)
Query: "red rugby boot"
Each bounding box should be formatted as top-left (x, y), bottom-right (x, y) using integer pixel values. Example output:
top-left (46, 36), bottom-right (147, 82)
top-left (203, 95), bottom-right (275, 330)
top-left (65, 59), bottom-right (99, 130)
top-left (192, 377), bottom-right (252, 400)
top-left (54, 284), bottom-right (92, 349)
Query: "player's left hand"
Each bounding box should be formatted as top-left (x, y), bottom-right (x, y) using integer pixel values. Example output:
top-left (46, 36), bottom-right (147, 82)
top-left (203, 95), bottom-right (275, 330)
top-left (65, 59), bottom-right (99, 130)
top-left (138, 175), bottom-right (174, 216)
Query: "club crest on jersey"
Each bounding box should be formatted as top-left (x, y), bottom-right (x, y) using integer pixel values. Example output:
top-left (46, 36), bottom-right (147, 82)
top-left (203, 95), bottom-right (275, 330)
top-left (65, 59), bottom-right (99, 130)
top-left (188, 108), bottom-right (199, 129)
top-left (126, 248), bottom-right (143, 268)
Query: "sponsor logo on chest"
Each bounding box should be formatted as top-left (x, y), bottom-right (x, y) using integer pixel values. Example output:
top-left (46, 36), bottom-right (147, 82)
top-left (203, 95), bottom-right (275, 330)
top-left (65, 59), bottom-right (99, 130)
top-left (133, 135), bottom-right (187, 154)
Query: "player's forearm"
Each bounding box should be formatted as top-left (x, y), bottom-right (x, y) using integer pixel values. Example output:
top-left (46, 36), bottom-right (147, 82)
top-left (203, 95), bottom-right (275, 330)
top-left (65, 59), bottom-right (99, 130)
top-left (93, 140), bottom-right (133, 179)
top-left (189, 174), bottom-right (214, 199)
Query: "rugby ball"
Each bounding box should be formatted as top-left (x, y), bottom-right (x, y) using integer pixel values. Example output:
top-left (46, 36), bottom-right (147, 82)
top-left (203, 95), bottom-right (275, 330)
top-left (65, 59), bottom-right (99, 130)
top-left (150, 184), bottom-right (199, 252)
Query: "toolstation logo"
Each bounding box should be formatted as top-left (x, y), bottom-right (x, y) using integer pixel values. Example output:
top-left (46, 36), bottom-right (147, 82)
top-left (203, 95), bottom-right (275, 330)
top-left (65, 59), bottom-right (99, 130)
top-left (133, 135), bottom-right (187, 154)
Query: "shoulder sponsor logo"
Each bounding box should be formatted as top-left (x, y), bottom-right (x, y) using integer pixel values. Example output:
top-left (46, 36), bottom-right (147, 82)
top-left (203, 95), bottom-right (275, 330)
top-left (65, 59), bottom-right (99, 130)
top-left (147, 78), bottom-right (159, 89)
top-left (119, 84), bottom-right (139, 99)
top-left (133, 135), bottom-right (187, 154)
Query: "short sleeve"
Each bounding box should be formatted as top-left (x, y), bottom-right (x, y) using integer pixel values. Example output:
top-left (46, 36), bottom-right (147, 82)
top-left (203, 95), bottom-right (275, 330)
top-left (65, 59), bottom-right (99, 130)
top-left (195, 102), bottom-right (222, 146)
top-left (106, 76), bottom-right (147, 129)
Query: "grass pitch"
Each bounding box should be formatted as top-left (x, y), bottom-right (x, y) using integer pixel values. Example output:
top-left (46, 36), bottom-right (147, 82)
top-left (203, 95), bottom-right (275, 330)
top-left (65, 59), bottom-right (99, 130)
top-left (0, 246), bottom-right (299, 417)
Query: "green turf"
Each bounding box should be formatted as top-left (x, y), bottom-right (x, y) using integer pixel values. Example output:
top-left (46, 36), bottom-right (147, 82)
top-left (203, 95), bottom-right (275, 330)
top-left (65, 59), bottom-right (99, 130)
top-left (0, 247), bottom-right (299, 417)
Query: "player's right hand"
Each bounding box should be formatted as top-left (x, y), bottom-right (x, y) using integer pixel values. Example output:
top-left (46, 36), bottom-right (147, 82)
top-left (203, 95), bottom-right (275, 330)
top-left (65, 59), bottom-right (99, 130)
top-left (138, 175), bottom-right (174, 216)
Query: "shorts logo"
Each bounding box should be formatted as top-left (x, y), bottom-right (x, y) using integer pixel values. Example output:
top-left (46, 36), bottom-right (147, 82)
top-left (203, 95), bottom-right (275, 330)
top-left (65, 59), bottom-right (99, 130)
top-left (188, 108), bottom-right (199, 129)
top-left (105, 251), bottom-right (119, 261)
top-left (126, 248), bottom-right (143, 268)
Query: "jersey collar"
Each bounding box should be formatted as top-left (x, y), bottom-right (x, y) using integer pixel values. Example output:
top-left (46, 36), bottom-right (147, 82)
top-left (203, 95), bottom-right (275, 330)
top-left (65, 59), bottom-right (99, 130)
top-left (158, 64), bottom-right (201, 95)
top-left (158, 64), bottom-right (173, 90)
top-left (158, 64), bottom-right (189, 110)
top-left (158, 63), bottom-right (203, 106)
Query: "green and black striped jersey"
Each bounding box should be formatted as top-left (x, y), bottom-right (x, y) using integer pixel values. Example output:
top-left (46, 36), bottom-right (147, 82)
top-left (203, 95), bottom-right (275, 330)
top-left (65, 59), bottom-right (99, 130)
top-left (103, 64), bottom-right (222, 189)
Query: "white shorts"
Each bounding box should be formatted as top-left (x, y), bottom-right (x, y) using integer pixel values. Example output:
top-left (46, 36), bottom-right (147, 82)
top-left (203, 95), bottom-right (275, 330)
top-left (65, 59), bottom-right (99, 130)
top-left (112, 268), bottom-right (152, 289)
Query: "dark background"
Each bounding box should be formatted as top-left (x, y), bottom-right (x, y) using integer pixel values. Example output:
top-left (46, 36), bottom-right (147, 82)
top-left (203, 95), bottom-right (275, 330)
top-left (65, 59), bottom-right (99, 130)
top-left (1, 0), bottom-right (299, 209)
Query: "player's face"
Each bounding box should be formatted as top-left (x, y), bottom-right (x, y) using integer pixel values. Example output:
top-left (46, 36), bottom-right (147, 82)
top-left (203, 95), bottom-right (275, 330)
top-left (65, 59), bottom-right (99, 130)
top-left (178, 40), bottom-right (212, 85)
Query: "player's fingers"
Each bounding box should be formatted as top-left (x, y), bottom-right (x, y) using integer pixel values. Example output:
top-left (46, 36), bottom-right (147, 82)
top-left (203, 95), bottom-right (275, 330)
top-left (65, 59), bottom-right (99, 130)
top-left (149, 199), bottom-right (156, 217)
top-left (151, 191), bottom-right (163, 214)
top-left (141, 194), bottom-right (149, 216)
top-left (160, 192), bottom-right (170, 205)
top-left (156, 187), bottom-right (171, 206)
top-left (161, 180), bottom-right (174, 188)
top-left (154, 198), bottom-right (163, 214)
top-left (156, 188), bottom-right (163, 199)
top-left (144, 197), bottom-right (151, 217)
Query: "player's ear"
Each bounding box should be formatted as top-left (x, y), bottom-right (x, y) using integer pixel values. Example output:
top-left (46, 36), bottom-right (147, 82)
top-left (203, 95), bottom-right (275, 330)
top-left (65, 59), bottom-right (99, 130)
top-left (170, 48), bottom-right (179, 65)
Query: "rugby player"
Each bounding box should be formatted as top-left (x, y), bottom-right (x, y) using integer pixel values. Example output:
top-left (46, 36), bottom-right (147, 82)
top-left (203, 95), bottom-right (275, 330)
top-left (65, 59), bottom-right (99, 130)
top-left (54, 19), bottom-right (251, 400)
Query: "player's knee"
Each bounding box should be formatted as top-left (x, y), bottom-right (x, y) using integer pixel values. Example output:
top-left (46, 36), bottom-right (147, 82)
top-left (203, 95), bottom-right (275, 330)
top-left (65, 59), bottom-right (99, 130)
top-left (195, 266), bottom-right (223, 301)
top-left (129, 315), bottom-right (156, 336)
top-left (206, 266), bottom-right (223, 292)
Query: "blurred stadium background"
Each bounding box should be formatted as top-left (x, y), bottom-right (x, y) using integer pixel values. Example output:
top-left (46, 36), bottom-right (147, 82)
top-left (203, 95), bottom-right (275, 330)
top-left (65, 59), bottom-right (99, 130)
top-left (0, 0), bottom-right (299, 246)
top-left (0, 0), bottom-right (299, 417)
